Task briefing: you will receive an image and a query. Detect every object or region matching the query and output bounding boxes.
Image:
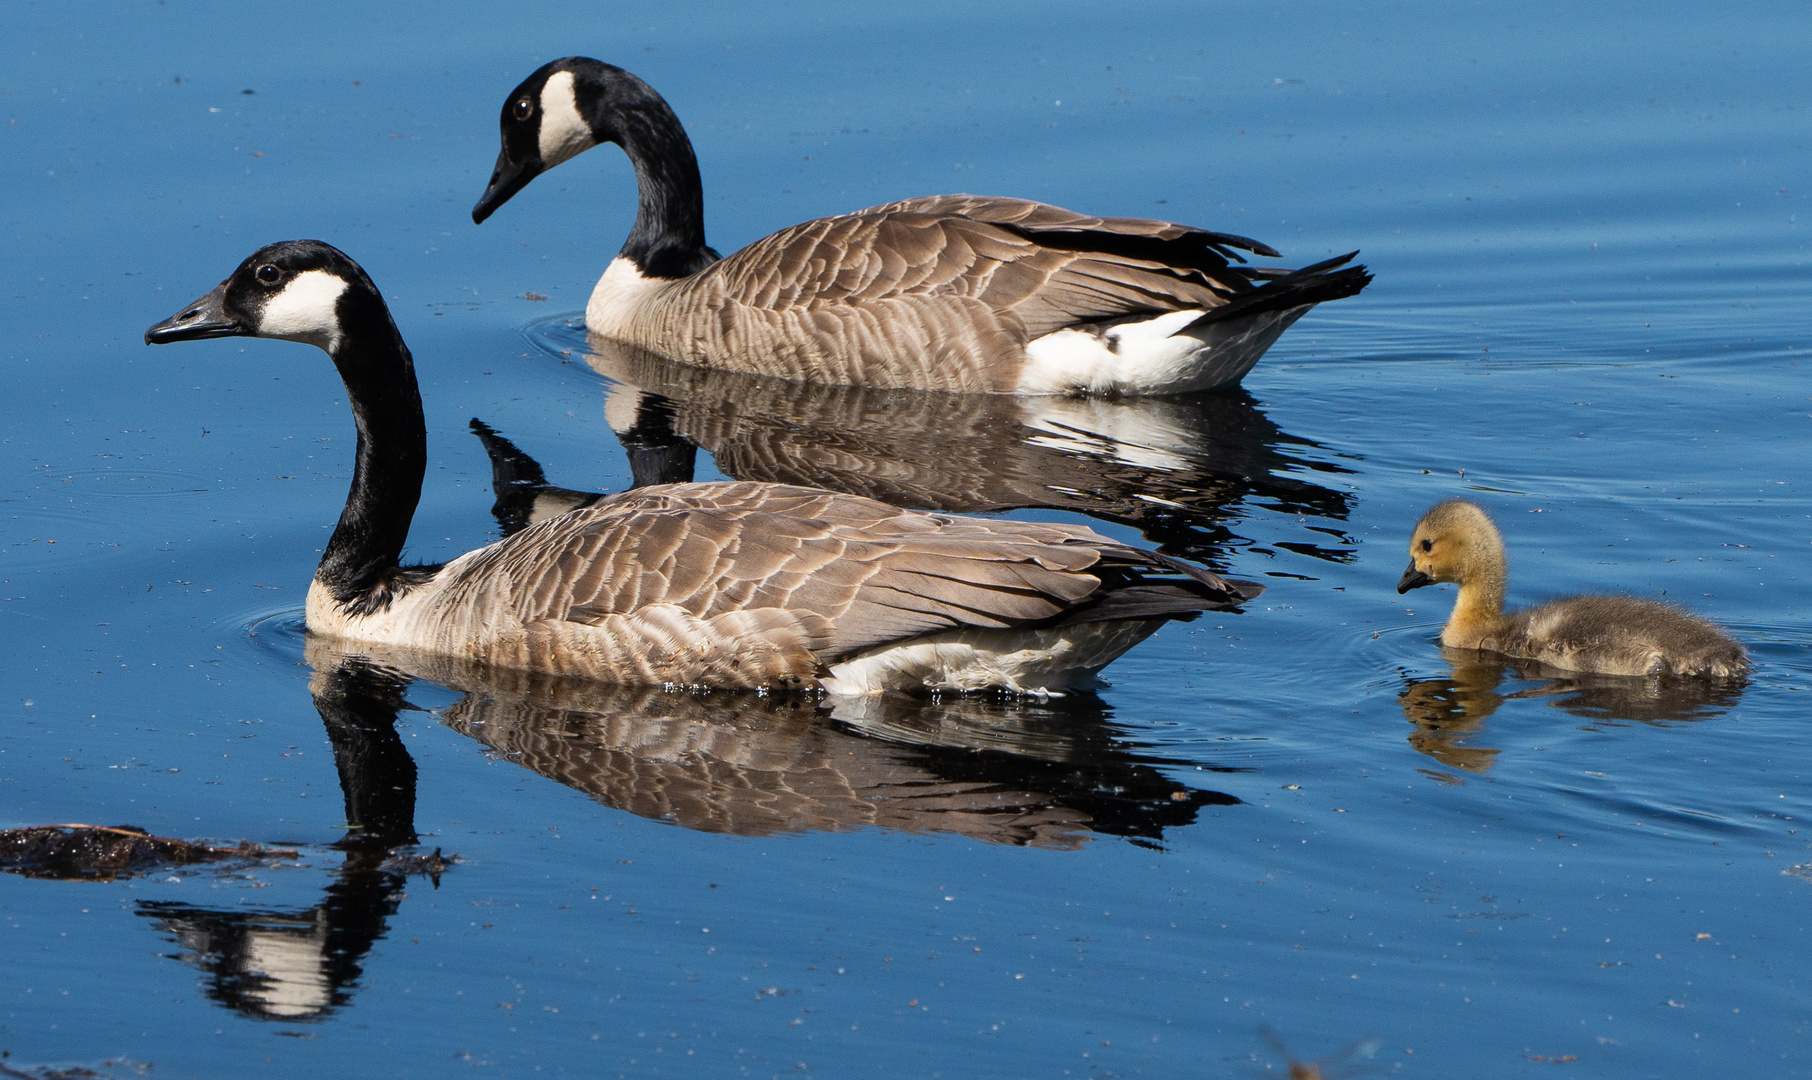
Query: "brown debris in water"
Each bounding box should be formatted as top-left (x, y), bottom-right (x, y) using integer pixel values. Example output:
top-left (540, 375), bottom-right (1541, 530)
top-left (0, 824), bottom-right (298, 882)
top-left (379, 847), bottom-right (457, 887)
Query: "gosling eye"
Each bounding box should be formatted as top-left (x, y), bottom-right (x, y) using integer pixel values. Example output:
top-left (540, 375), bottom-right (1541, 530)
top-left (513, 98), bottom-right (534, 122)
top-left (255, 264), bottom-right (281, 285)
top-left (1419, 538), bottom-right (1433, 553)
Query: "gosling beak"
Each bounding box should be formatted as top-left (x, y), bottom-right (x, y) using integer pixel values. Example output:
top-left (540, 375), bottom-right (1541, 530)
top-left (472, 147), bottom-right (539, 224)
top-left (1397, 561), bottom-right (1434, 594)
top-left (145, 282), bottom-right (241, 345)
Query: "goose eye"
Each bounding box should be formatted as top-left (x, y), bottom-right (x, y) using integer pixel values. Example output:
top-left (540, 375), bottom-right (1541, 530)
top-left (1419, 538), bottom-right (1433, 553)
top-left (255, 264), bottom-right (281, 285)
top-left (513, 98), bottom-right (533, 122)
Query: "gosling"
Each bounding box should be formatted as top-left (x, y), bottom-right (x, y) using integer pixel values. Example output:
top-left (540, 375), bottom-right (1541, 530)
top-left (1396, 500), bottom-right (1748, 679)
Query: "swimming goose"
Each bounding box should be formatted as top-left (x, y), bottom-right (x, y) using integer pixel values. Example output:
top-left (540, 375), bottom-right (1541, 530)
top-left (1397, 500), bottom-right (1748, 678)
top-left (472, 58), bottom-right (1371, 395)
top-left (145, 240), bottom-right (1261, 693)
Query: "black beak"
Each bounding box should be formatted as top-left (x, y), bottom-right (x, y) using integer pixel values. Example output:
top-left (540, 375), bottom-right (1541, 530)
top-left (1397, 561), bottom-right (1434, 594)
top-left (472, 147), bottom-right (539, 224)
top-left (145, 282), bottom-right (241, 345)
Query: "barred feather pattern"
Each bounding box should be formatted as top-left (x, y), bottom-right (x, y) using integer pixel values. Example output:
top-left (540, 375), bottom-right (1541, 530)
top-left (304, 481), bottom-right (1254, 689)
top-left (588, 195), bottom-right (1365, 392)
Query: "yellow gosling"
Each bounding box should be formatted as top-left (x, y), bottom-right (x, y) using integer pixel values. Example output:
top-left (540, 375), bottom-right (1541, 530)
top-left (1397, 500), bottom-right (1748, 679)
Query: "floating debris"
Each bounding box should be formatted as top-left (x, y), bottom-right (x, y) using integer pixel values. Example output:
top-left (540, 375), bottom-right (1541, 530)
top-left (0, 824), bottom-right (296, 882)
top-left (0, 1055), bottom-right (154, 1079)
top-left (379, 847), bottom-right (457, 887)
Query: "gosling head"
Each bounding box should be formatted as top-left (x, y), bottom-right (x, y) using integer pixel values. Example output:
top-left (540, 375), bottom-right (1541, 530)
top-left (145, 240), bottom-right (386, 356)
top-left (1397, 499), bottom-right (1505, 595)
top-left (473, 58), bottom-right (608, 224)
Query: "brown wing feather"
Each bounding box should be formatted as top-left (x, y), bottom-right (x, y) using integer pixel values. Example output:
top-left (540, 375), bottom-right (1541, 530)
top-left (428, 482), bottom-right (1247, 666)
top-left (694, 197), bottom-right (1259, 315)
top-left (646, 196), bottom-right (1277, 380)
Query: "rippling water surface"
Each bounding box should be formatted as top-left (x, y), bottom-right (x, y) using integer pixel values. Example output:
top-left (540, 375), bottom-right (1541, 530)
top-left (3, 1), bottom-right (1808, 1076)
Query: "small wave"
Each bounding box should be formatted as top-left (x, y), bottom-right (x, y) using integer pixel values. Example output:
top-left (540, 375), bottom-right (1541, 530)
top-left (244, 608), bottom-right (308, 663)
top-left (46, 467), bottom-right (217, 499)
top-left (518, 313), bottom-right (589, 362)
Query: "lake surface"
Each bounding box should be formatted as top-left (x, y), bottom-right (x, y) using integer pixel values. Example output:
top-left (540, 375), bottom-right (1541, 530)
top-left (3, 1), bottom-right (1808, 1076)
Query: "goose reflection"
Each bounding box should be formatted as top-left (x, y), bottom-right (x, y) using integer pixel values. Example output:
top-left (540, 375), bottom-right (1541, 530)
top-left (529, 336), bottom-right (1355, 571)
top-left (1400, 649), bottom-right (1747, 778)
top-left (136, 661), bottom-right (447, 1022)
top-left (305, 637), bottom-right (1242, 850)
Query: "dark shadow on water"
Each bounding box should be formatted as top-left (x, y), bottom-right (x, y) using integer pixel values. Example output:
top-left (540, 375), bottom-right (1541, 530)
top-left (1399, 648), bottom-right (1747, 781)
top-left (136, 661), bottom-right (449, 1023)
top-left (517, 333), bottom-right (1356, 573)
top-left (304, 637), bottom-right (1244, 852)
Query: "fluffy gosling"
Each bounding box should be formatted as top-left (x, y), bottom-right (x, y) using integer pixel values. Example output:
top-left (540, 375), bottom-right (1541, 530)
top-left (1397, 500), bottom-right (1748, 679)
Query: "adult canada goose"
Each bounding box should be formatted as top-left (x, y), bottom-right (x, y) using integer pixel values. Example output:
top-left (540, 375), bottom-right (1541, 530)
top-left (1397, 500), bottom-right (1748, 679)
top-left (146, 240), bottom-right (1261, 693)
top-left (472, 58), bottom-right (1371, 395)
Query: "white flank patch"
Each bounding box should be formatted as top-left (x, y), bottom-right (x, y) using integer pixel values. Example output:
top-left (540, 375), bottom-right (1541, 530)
top-left (258, 270), bottom-right (348, 352)
top-left (1018, 310), bottom-right (1206, 395)
top-left (537, 70), bottom-right (597, 168)
top-left (819, 621), bottom-right (1161, 696)
top-left (585, 256), bottom-right (666, 338)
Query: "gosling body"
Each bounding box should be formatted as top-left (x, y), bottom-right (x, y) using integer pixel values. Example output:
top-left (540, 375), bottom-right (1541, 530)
top-left (472, 59), bottom-right (1371, 395)
top-left (1397, 500), bottom-right (1747, 679)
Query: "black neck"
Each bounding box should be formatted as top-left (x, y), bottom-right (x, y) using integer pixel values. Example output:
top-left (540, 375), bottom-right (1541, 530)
top-left (318, 303), bottom-right (427, 612)
top-left (587, 67), bottom-right (718, 279)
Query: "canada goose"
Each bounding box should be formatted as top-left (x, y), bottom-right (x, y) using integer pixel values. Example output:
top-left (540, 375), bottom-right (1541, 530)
top-left (146, 240), bottom-right (1261, 693)
top-left (1397, 500), bottom-right (1748, 678)
top-left (472, 58), bottom-right (1371, 395)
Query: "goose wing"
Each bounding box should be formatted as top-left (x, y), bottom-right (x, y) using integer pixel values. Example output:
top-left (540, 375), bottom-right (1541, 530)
top-left (453, 482), bottom-right (1250, 658)
top-left (687, 195), bottom-right (1294, 339)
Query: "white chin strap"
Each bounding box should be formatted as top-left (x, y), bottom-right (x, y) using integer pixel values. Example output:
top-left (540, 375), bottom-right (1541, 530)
top-left (538, 70), bottom-right (597, 168)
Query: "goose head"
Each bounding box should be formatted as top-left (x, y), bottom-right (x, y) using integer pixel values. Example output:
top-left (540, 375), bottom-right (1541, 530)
top-left (473, 58), bottom-right (613, 224)
top-left (145, 240), bottom-right (391, 357)
top-left (1398, 499), bottom-right (1504, 595)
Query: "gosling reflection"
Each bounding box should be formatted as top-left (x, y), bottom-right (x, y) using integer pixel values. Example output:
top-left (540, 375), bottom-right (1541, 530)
top-left (1398, 660), bottom-right (1504, 774)
top-left (137, 661), bottom-right (446, 1022)
top-left (1400, 649), bottom-right (1747, 777)
top-left (570, 337), bottom-right (1354, 570)
top-left (306, 637), bottom-right (1241, 850)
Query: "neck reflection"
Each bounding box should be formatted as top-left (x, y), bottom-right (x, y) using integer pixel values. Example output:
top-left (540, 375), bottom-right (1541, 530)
top-left (136, 660), bottom-right (444, 1023)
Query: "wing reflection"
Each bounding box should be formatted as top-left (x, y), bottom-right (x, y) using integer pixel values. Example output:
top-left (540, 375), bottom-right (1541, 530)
top-left (137, 661), bottom-right (447, 1022)
top-left (567, 338), bottom-right (1353, 571)
top-left (305, 637), bottom-right (1243, 851)
top-left (1400, 649), bottom-right (1747, 779)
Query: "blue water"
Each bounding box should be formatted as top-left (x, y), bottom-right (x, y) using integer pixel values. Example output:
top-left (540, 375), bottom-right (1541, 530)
top-left (4, 1), bottom-right (1809, 1076)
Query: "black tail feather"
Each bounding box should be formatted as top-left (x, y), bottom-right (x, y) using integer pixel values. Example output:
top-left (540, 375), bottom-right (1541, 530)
top-left (1176, 253), bottom-right (1371, 336)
